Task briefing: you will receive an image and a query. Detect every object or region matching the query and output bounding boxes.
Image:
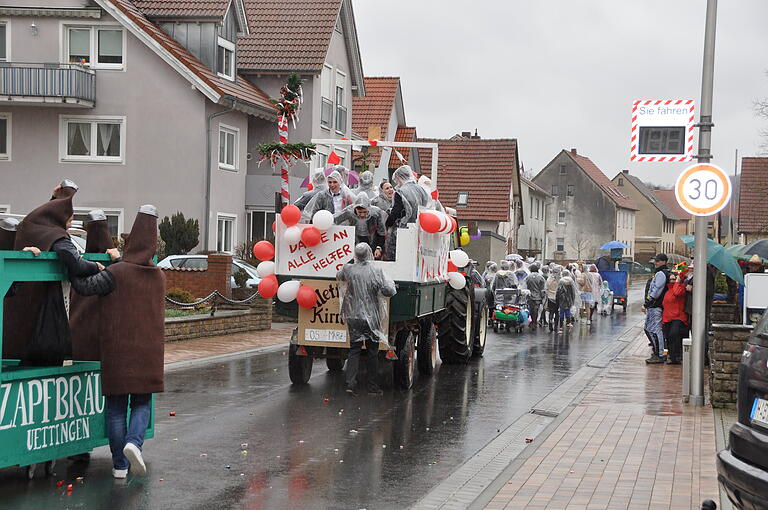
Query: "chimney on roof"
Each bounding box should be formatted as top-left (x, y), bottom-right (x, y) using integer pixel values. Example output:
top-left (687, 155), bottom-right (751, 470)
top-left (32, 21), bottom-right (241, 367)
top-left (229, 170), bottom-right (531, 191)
top-left (461, 131), bottom-right (471, 138)
top-left (471, 128), bottom-right (480, 140)
top-left (570, 148), bottom-right (577, 154)
top-left (622, 169), bottom-right (629, 174)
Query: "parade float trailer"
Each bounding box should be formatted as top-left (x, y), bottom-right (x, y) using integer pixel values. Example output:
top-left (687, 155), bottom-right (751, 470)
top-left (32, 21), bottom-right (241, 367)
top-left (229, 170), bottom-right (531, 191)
top-left (275, 140), bottom-right (488, 389)
top-left (0, 252), bottom-right (154, 478)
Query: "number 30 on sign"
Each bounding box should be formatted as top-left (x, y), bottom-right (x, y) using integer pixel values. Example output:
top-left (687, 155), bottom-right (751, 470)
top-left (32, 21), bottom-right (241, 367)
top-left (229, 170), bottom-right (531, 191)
top-left (674, 163), bottom-right (732, 217)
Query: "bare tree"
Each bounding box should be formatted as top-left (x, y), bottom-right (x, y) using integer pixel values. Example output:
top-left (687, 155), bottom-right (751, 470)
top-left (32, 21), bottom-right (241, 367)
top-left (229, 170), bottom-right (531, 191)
top-left (569, 234), bottom-right (593, 260)
top-left (754, 74), bottom-right (768, 153)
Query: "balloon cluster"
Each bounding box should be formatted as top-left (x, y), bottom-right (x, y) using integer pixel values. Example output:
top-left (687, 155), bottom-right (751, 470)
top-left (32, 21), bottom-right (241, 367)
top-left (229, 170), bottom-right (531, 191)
top-left (459, 227), bottom-right (470, 246)
top-left (418, 211), bottom-right (456, 235)
top-left (446, 249), bottom-right (469, 289)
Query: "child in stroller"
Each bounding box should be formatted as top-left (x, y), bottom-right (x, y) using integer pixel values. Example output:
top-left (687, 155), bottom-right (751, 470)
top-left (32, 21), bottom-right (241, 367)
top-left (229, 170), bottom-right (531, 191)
top-left (492, 287), bottom-right (530, 333)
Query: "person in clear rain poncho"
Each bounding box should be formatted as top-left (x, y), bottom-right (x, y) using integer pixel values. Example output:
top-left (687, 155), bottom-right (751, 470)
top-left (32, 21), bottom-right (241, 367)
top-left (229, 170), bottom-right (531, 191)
top-left (337, 243), bottom-right (397, 396)
top-left (334, 194), bottom-right (386, 259)
top-left (371, 180), bottom-right (395, 213)
top-left (302, 169), bottom-right (357, 219)
top-left (556, 269), bottom-right (577, 331)
top-left (356, 170), bottom-right (377, 199)
top-left (482, 261), bottom-right (498, 288)
top-left (294, 169), bottom-right (327, 211)
top-left (526, 263), bottom-right (546, 329)
top-left (384, 165), bottom-right (429, 260)
top-left (491, 260), bottom-right (517, 292)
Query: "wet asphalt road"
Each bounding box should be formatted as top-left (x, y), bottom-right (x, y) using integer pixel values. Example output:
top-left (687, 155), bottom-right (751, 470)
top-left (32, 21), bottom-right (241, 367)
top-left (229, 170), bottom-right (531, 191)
top-left (0, 285), bottom-right (643, 510)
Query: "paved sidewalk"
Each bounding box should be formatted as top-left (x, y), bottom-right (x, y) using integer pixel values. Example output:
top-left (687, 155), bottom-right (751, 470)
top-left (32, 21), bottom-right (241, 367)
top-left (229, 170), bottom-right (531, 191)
top-left (164, 322), bottom-right (294, 364)
top-left (486, 336), bottom-right (719, 510)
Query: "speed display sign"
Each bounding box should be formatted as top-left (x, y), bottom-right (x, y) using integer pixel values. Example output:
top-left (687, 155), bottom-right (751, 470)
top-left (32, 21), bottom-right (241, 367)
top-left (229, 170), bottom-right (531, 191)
top-left (674, 163), bottom-right (731, 216)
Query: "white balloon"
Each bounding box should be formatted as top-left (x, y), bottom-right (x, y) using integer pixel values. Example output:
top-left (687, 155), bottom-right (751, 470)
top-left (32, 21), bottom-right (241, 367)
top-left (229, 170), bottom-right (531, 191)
top-left (284, 226), bottom-right (302, 244)
top-left (312, 210), bottom-right (334, 231)
top-left (256, 260), bottom-right (276, 278)
top-left (450, 249), bottom-right (470, 268)
top-left (277, 280), bottom-right (301, 302)
top-left (448, 271), bottom-right (466, 290)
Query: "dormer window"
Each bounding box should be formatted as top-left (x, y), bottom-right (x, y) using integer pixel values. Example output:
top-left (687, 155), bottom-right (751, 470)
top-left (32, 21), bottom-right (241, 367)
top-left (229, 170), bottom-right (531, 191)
top-left (457, 192), bottom-right (469, 206)
top-left (217, 37), bottom-right (235, 80)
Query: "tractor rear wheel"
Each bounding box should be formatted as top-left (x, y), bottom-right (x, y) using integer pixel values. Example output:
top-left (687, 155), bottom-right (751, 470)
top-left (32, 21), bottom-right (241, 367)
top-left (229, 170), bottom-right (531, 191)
top-left (394, 330), bottom-right (416, 389)
top-left (436, 285), bottom-right (474, 364)
top-left (472, 304), bottom-right (488, 356)
top-left (417, 319), bottom-right (437, 376)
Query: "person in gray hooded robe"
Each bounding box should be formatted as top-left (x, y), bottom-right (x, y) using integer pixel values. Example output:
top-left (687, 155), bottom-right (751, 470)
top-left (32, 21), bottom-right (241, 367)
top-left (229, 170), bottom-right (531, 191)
top-left (337, 243), bottom-right (397, 396)
top-left (384, 165), bottom-right (429, 260)
top-left (334, 194), bottom-right (386, 258)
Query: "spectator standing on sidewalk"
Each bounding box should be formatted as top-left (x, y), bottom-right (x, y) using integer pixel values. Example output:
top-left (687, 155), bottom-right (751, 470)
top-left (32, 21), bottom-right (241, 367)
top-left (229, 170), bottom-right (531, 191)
top-left (337, 243), bottom-right (397, 397)
top-left (662, 269), bottom-right (689, 365)
top-left (643, 253), bottom-right (670, 364)
top-left (526, 263), bottom-right (546, 330)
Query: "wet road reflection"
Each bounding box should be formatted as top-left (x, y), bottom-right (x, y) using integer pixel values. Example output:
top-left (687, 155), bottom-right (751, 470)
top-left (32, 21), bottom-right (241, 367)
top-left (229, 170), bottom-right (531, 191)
top-left (0, 287), bottom-right (643, 509)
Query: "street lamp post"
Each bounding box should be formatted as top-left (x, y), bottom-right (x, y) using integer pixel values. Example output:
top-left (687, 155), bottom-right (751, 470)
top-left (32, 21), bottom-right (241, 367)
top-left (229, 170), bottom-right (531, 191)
top-left (690, 0), bottom-right (718, 406)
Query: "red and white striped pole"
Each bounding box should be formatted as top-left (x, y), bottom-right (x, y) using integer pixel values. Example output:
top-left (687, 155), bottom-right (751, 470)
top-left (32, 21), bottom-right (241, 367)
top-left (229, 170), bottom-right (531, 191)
top-left (278, 114), bottom-right (290, 205)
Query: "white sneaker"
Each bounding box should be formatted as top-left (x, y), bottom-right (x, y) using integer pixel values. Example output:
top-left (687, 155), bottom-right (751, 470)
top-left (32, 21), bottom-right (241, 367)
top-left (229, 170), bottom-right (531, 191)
top-left (123, 443), bottom-right (146, 476)
top-left (587, 320), bottom-right (592, 325)
top-left (112, 468), bottom-right (128, 479)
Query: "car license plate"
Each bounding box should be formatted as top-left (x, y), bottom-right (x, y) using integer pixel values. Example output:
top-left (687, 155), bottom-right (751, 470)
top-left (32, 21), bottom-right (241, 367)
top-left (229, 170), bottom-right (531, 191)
top-left (750, 398), bottom-right (768, 427)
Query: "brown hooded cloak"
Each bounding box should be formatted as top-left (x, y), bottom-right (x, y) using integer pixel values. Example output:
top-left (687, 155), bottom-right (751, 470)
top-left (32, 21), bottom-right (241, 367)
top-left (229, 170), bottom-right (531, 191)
top-left (3, 184), bottom-right (77, 361)
top-left (70, 212), bottom-right (114, 361)
top-left (98, 207), bottom-right (165, 395)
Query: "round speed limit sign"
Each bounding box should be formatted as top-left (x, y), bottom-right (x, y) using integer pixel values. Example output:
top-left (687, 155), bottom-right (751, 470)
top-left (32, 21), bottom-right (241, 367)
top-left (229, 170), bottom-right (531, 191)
top-left (674, 163), bottom-right (732, 216)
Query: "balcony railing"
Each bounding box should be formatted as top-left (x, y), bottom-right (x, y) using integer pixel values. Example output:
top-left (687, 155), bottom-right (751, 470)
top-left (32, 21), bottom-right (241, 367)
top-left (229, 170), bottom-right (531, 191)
top-left (0, 62), bottom-right (96, 106)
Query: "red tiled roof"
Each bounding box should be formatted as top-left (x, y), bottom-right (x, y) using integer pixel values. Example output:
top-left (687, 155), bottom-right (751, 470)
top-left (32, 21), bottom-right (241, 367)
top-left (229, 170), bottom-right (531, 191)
top-left (238, 0), bottom-right (341, 72)
top-left (653, 189), bottom-right (691, 221)
top-left (566, 151), bottom-right (638, 210)
top-left (103, 0), bottom-right (275, 118)
top-left (351, 77), bottom-right (399, 140)
top-left (132, 0), bottom-right (230, 18)
top-left (738, 157), bottom-right (768, 233)
top-left (418, 138), bottom-right (518, 222)
top-left (388, 126), bottom-right (417, 168)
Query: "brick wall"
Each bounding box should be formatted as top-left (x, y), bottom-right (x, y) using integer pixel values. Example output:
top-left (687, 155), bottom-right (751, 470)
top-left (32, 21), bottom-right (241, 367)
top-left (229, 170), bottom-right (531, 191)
top-left (709, 323), bottom-right (753, 408)
top-left (161, 254), bottom-right (232, 298)
top-left (711, 303), bottom-right (740, 324)
top-left (165, 298), bottom-right (272, 341)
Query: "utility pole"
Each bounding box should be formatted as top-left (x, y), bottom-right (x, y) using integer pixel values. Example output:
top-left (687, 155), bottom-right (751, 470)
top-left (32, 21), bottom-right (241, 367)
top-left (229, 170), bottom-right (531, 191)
top-left (690, 0), bottom-right (718, 407)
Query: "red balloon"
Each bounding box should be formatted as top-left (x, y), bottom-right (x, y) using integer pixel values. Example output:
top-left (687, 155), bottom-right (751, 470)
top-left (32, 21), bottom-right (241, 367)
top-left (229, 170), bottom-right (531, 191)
top-left (419, 212), bottom-right (441, 233)
top-left (271, 221), bottom-right (276, 233)
top-left (253, 240), bottom-right (275, 261)
top-left (258, 274), bottom-right (278, 298)
top-left (301, 226), bottom-right (322, 247)
top-left (449, 216), bottom-right (457, 234)
top-left (296, 285), bottom-right (318, 309)
top-left (281, 205), bottom-right (302, 227)
top-left (447, 261), bottom-right (458, 272)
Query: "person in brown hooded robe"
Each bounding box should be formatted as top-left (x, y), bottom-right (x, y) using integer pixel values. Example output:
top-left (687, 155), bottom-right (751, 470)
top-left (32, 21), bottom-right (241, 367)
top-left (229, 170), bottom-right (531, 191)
top-left (79, 205), bottom-right (165, 478)
top-left (4, 180), bottom-right (117, 365)
top-left (69, 210), bottom-right (116, 361)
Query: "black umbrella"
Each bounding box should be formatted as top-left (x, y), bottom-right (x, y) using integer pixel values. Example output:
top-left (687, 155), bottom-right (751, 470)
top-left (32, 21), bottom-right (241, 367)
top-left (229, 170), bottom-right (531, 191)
top-left (744, 238), bottom-right (768, 259)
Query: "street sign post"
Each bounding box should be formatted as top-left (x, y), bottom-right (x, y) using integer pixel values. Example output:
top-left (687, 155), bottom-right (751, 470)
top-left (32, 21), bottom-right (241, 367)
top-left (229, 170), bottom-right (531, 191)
top-left (674, 163), bottom-right (732, 217)
top-left (631, 100), bottom-right (695, 162)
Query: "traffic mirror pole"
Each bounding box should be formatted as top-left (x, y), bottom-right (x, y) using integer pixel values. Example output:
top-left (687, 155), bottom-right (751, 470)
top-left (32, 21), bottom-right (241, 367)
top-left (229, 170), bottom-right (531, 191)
top-left (690, 0), bottom-right (718, 407)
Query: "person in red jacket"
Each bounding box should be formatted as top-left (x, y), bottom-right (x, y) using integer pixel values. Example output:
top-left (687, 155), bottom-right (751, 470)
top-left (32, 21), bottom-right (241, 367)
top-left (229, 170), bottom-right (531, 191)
top-left (662, 270), bottom-right (689, 365)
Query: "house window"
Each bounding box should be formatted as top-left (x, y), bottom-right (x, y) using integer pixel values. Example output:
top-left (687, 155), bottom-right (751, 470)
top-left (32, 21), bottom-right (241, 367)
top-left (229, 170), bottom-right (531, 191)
top-left (247, 210), bottom-right (276, 242)
top-left (0, 22), bottom-right (8, 61)
top-left (320, 64), bottom-right (333, 129)
top-left (0, 113), bottom-right (10, 160)
top-left (216, 214), bottom-right (236, 253)
top-left (556, 237), bottom-right (565, 252)
top-left (567, 184), bottom-right (575, 196)
top-left (457, 192), bottom-right (469, 206)
top-left (218, 124), bottom-right (239, 171)
top-left (335, 70), bottom-right (347, 133)
top-left (551, 185), bottom-right (559, 196)
top-left (315, 145), bottom-right (329, 169)
top-left (618, 177), bottom-right (624, 186)
top-left (66, 26), bottom-right (125, 69)
top-left (558, 210), bottom-right (566, 223)
top-left (60, 116), bottom-right (124, 163)
top-left (529, 197), bottom-right (534, 219)
top-left (216, 37), bottom-right (235, 80)
top-left (73, 207), bottom-right (123, 237)
top-left (559, 164), bottom-right (567, 175)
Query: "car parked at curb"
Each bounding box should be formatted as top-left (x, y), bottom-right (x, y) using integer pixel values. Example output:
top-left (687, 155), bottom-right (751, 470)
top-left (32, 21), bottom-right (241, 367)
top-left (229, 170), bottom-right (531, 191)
top-left (717, 309), bottom-right (768, 510)
top-left (157, 255), bottom-right (261, 289)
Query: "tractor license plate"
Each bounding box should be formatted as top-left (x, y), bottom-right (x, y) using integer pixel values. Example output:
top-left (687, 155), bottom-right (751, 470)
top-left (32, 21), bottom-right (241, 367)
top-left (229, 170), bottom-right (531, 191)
top-left (750, 398), bottom-right (768, 427)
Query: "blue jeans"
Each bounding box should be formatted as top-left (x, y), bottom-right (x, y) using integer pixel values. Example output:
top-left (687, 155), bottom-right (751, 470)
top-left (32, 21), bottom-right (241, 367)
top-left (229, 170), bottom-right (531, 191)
top-left (106, 394), bottom-right (152, 470)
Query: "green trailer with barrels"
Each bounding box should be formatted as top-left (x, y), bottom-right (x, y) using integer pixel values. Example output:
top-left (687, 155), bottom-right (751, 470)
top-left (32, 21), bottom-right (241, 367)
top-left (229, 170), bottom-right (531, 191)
top-left (0, 251), bottom-right (154, 478)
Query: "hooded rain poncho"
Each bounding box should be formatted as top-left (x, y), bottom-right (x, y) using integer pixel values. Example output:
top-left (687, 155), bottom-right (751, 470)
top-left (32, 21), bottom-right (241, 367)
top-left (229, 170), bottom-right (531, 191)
top-left (294, 169), bottom-right (327, 211)
top-left (336, 243), bottom-right (396, 344)
top-left (356, 170), bottom-right (377, 199)
top-left (302, 169), bottom-right (357, 219)
top-left (334, 194), bottom-right (386, 250)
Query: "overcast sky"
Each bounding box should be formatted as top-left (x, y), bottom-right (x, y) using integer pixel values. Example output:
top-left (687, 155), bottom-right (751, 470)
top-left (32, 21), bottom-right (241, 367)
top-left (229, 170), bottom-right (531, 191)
top-left (354, 0), bottom-right (767, 187)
